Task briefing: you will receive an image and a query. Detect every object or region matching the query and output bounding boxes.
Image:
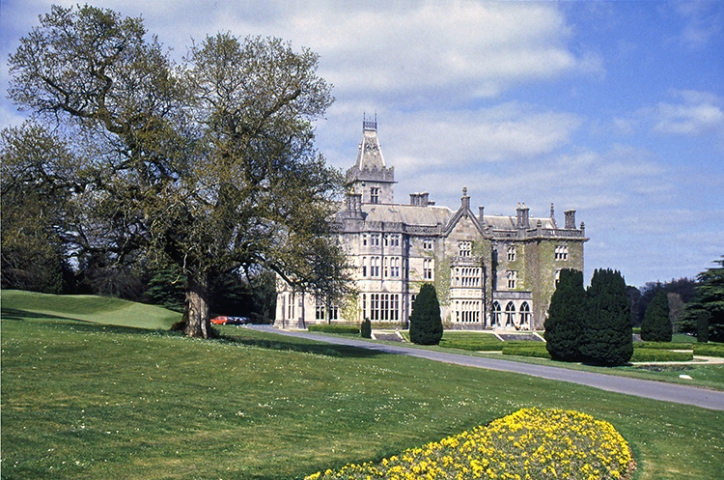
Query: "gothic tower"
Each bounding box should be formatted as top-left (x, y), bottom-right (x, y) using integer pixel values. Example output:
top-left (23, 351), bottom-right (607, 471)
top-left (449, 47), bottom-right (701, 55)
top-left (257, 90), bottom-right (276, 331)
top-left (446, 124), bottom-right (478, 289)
top-left (344, 114), bottom-right (395, 204)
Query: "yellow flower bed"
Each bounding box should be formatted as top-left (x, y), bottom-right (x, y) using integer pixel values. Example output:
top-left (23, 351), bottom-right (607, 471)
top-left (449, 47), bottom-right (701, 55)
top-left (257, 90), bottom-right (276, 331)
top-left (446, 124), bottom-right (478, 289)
top-left (306, 408), bottom-right (632, 480)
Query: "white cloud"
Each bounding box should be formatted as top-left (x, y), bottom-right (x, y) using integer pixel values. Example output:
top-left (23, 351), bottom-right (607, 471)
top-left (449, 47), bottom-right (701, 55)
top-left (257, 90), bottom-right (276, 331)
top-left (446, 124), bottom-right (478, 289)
top-left (654, 100), bottom-right (724, 136)
top-left (673, 1), bottom-right (723, 49)
top-left (613, 90), bottom-right (724, 139)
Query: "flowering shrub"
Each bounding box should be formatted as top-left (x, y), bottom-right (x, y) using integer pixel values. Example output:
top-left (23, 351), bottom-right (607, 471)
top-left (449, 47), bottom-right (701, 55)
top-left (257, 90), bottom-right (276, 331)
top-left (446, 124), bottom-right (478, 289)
top-left (306, 407), bottom-right (632, 480)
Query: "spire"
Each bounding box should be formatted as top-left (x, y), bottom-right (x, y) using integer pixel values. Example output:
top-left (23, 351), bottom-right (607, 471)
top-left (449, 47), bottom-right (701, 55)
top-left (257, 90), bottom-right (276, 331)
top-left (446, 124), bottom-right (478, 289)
top-left (345, 113), bottom-right (396, 204)
top-left (354, 113), bottom-right (386, 170)
top-left (461, 187), bottom-right (470, 209)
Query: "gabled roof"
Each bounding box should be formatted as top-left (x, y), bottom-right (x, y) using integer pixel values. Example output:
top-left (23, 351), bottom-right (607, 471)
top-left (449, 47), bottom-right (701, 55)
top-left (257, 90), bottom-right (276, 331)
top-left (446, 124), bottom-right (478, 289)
top-left (444, 188), bottom-right (484, 235)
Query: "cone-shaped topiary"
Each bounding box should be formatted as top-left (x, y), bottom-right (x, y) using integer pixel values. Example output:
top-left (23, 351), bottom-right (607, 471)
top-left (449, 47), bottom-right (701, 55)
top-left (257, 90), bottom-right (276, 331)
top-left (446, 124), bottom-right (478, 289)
top-left (545, 269), bottom-right (586, 361)
top-left (360, 318), bottom-right (372, 339)
top-left (409, 283), bottom-right (443, 345)
top-left (581, 269), bottom-right (633, 366)
top-left (640, 290), bottom-right (672, 342)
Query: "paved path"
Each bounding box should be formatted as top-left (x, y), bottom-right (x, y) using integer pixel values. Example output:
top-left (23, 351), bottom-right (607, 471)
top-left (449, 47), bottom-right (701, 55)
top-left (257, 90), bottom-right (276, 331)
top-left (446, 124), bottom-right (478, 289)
top-left (253, 326), bottom-right (724, 411)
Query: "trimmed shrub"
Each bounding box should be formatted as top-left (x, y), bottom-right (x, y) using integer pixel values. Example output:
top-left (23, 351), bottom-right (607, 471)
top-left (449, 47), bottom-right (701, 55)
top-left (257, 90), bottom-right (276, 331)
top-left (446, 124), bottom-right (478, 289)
top-left (439, 334), bottom-right (503, 352)
top-left (641, 290), bottom-right (672, 342)
top-left (630, 349), bottom-right (693, 362)
top-left (634, 341), bottom-right (690, 350)
top-left (409, 283), bottom-right (443, 345)
top-left (502, 343), bottom-right (551, 359)
top-left (545, 269), bottom-right (586, 361)
top-left (360, 319), bottom-right (371, 339)
top-left (307, 324), bottom-right (360, 334)
top-left (581, 269), bottom-right (633, 366)
top-left (693, 343), bottom-right (724, 358)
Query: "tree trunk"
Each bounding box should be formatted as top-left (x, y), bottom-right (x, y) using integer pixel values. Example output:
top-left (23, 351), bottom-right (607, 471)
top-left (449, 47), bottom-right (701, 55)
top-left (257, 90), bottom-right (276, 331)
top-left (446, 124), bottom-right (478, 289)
top-left (184, 274), bottom-right (213, 338)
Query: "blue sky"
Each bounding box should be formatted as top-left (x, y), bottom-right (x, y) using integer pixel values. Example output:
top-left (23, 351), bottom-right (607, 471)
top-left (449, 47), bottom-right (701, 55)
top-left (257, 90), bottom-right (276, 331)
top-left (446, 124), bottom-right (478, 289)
top-left (2, 1), bottom-right (722, 288)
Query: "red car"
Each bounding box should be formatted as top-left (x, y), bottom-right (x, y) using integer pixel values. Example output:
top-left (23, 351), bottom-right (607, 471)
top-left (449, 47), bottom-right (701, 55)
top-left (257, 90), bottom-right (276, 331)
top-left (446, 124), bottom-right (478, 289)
top-left (210, 316), bottom-right (250, 325)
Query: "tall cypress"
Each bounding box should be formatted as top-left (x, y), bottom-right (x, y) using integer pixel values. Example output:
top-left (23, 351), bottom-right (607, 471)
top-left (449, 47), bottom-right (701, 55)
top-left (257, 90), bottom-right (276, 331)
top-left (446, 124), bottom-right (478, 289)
top-left (409, 283), bottom-right (443, 345)
top-left (581, 269), bottom-right (633, 366)
top-left (545, 269), bottom-right (586, 361)
top-left (640, 290), bottom-right (672, 342)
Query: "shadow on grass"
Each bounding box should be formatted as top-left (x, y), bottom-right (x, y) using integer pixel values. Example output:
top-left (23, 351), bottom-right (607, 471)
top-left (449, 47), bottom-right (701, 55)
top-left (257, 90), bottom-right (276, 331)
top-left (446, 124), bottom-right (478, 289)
top-left (218, 334), bottom-right (385, 359)
top-left (2, 306), bottom-right (381, 359)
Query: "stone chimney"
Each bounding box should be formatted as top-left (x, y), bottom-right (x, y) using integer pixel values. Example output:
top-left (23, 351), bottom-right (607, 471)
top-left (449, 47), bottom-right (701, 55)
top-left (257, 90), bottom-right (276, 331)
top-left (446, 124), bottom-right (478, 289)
top-left (565, 209), bottom-right (576, 229)
top-left (517, 203), bottom-right (530, 229)
top-left (409, 192), bottom-right (430, 207)
top-left (478, 206), bottom-right (485, 224)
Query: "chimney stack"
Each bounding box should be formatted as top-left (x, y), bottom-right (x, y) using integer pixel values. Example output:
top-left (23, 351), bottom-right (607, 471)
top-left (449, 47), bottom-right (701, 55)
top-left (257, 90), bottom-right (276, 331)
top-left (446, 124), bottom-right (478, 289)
top-left (565, 209), bottom-right (576, 229)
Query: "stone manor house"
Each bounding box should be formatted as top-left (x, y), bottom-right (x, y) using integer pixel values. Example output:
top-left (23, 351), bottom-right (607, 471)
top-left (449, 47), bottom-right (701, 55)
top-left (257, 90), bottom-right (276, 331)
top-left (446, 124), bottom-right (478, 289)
top-left (275, 117), bottom-right (587, 331)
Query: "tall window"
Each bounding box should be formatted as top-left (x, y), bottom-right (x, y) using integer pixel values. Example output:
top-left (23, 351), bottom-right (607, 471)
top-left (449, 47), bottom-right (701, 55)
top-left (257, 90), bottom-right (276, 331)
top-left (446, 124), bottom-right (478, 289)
top-left (507, 270), bottom-right (517, 289)
top-left (456, 300), bottom-right (480, 323)
top-left (423, 259), bottom-right (433, 280)
top-left (459, 241), bottom-right (472, 257)
top-left (361, 294), bottom-right (367, 320)
top-left (315, 298), bottom-right (325, 320)
top-left (370, 187), bottom-right (380, 204)
top-left (555, 245), bottom-right (569, 260)
top-left (519, 302), bottom-right (531, 327)
top-left (507, 245), bottom-right (516, 262)
top-left (362, 257), bottom-right (367, 277)
top-left (390, 257), bottom-right (400, 277)
top-left (492, 301), bottom-right (501, 327)
top-left (369, 294), bottom-right (400, 321)
top-left (505, 302), bottom-right (516, 327)
top-left (362, 234), bottom-right (368, 246)
top-left (455, 267), bottom-right (481, 287)
top-left (371, 257), bottom-right (380, 277)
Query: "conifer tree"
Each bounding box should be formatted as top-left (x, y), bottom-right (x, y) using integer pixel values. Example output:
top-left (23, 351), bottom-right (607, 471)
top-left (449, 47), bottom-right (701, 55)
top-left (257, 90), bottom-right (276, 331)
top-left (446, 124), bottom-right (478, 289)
top-left (640, 290), bottom-right (672, 342)
top-left (545, 269), bottom-right (586, 361)
top-left (360, 318), bottom-right (372, 339)
top-left (409, 283), bottom-right (443, 345)
top-left (581, 269), bottom-right (633, 366)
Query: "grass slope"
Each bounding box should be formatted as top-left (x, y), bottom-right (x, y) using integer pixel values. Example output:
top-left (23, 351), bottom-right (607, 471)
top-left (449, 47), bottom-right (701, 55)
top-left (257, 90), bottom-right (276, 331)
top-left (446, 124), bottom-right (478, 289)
top-left (2, 296), bottom-right (723, 479)
top-left (1, 290), bottom-right (181, 330)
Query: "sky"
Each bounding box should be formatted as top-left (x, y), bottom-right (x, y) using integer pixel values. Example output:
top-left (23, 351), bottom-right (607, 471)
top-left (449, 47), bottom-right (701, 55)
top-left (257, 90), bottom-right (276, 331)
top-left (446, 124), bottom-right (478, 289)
top-left (1, 0), bottom-right (723, 288)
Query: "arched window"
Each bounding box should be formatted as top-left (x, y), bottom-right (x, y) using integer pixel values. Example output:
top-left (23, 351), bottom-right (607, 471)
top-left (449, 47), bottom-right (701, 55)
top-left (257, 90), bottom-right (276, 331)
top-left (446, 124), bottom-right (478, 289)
top-left (492, 301), bottom-right (502, 327)
top-left (519, 302), bottom-right (531, 328)
top-left (505, 302), bottom-right (516, 327)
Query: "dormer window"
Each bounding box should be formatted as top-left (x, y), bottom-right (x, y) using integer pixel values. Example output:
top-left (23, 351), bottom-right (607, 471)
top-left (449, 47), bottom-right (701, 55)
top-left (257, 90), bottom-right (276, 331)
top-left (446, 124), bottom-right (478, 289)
top-left (370, 187), bottom-right (380, 204)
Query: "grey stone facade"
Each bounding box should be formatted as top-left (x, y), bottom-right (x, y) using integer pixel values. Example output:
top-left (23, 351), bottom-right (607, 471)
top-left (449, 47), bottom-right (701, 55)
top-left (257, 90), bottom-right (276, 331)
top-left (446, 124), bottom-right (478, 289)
top-left (275, 117), bottom-right (587, 330)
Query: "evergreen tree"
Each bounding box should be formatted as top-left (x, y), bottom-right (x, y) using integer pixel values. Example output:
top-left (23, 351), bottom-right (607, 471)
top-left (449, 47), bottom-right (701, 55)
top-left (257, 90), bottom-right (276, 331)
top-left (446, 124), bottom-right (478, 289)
top-left (682, 256), bottom-right (724, 342)
top-left (545, 269), bottom-right (586, 361)
top-left (409, 284), bottom-right (443, 345)
top-left (640, 290), bottom-right (672, 342)
top-left (581, 269), bottom-right (633, 366)
top-left (360, 318), bottom-right (372, 339)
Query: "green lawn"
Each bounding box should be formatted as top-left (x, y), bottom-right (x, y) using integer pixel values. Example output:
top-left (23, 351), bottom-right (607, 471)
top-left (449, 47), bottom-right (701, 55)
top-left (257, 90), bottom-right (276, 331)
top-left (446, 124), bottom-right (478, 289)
top-left (2, 293), bottom-right (724, 479)
top-left (1, 290), bottom-right (180, 330)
